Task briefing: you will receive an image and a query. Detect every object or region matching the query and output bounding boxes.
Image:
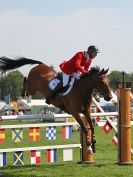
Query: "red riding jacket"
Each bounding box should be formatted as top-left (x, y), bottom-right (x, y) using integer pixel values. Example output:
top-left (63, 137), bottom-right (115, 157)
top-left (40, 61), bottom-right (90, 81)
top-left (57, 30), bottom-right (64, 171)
top-left (59, 51), bottom-right (93, 75)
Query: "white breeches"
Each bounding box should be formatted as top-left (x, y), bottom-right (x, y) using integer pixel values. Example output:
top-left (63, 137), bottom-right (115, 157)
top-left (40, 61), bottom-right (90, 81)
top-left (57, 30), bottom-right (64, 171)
top-left (62, 72), bottom-right (80, 87)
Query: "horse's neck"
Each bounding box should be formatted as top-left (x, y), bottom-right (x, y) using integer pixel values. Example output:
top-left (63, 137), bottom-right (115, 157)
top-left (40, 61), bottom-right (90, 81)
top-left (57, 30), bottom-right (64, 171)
top-left (74, 75), bottom-right (95, 98)
top-left (84, 75), bottom-right (95, 94)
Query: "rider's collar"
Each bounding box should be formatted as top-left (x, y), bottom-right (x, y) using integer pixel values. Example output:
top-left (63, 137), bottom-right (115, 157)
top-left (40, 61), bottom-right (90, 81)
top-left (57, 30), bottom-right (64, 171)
top-left (85, 51), bottom-right (91, 61)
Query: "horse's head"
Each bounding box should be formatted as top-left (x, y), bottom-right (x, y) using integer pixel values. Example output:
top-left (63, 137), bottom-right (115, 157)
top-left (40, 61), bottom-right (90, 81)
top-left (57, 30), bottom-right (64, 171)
top-left (95, 68), bottom-right (112, 101)
top-left (80, 66), bottom-right (112, 101)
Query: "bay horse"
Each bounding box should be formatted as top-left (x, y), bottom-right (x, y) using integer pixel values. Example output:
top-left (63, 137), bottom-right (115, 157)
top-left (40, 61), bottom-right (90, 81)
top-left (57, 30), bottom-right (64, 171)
top-left (0, 57), bottom-right (112, 148)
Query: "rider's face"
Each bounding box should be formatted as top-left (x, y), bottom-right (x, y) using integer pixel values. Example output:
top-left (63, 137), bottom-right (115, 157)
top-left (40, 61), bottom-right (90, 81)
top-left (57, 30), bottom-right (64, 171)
top-left (91, 52), bottom-right (97, 59)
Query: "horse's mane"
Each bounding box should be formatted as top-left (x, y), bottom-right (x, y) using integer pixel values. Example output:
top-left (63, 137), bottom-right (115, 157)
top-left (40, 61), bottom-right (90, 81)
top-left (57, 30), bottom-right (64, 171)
top-left (80, 66), bottom-right (100, 79)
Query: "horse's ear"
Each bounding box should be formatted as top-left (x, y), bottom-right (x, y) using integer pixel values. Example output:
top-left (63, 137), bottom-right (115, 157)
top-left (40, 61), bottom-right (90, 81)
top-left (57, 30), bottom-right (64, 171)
top-left (99, 68), bottom-right (109, 75)
top-left (99, 68), bottom-right (104, 75)
top-left (103, 68), bottom-right (109, 75)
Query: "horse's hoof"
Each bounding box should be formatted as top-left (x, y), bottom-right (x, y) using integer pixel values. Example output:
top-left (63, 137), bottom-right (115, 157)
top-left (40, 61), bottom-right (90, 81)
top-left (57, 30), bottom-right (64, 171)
top-left (91, 144), bottom-right (96, 153)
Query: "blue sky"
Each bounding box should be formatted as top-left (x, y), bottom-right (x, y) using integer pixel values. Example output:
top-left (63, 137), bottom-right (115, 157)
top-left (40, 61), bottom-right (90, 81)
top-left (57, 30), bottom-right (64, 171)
top-left (0, 0), bottom-right (133, 75)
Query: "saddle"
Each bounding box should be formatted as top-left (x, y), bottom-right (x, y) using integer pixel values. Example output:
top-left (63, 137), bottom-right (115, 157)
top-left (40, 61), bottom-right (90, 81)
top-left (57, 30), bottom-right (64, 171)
top-left (48, 72), bottom-right (75, 96)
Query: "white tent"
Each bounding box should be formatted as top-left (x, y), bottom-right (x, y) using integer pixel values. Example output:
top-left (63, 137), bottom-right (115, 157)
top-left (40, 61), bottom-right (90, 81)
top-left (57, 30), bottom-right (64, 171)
top-left (0, 101), bottom-right (6, 110)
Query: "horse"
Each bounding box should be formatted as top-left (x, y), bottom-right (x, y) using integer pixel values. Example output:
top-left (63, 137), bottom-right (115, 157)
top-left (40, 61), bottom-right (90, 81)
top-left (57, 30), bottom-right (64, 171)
top-left (0, 57), bottom-right (112, 149)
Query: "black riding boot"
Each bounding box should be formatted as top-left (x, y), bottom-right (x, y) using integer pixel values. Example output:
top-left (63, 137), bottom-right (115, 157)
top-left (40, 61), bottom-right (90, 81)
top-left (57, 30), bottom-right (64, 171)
top-left (46, 82), bottom-right (63, 104)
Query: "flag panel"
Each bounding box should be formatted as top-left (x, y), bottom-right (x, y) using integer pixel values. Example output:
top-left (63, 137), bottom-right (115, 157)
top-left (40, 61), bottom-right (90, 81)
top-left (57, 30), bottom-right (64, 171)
top-left (0, 129), bottom-right (5, 143)
top-left (46, 149), bottom-right (57, 163)
top-left (31, 150), bottom-right (41, 164)
top-left (96, 116), bottom-right (101, 122)
top-left (12, 128), bottom-right (23, 142)
top-left (13, 151), bottom-right (24, 166)
top-left (62, 126), bottom-right (72, 140)
top-left (102, 121), bottom-right (112, 134)
top-left (112, 133), bottom-right (118, 146)
top-left (0, 152), bottom-right (6, 167)
top-left (63, 148), bottom-right (73, 161)
top-left (46, 127), bottom-right (56, 140)
top-left (29, 127), bottom-right (40, 141)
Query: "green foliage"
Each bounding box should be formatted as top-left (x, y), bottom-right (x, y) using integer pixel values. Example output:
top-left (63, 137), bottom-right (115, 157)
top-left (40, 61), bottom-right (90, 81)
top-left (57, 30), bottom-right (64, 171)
top-left (129, 72), bottom-right (133, 89)
top-left (0, 70), bottom-right (44, 101)
top-left (0, 70), bottom-right (24, 101)
top-left (109, 71), bottom-right (132, 90)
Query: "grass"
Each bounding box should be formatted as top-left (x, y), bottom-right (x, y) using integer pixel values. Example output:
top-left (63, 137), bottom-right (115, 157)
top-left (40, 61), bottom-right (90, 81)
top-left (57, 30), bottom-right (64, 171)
top-left (0, 120), bottom-right (133, 177)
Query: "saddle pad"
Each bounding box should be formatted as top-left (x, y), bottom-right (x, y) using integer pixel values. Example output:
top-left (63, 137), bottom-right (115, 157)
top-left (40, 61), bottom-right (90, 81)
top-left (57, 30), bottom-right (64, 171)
top-left (48, 78), bottom-right (60, 90)
top-left (48, 77), bottom-right (75, 96)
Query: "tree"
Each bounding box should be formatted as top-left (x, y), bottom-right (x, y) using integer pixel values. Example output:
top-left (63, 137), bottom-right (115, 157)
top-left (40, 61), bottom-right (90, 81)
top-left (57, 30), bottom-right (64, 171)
top-left (109, 71), bottom-right (131, 90)
top-left (129, 72), bottom-right (133, 89)
top-left (0, 70), bottom-right (24, 101)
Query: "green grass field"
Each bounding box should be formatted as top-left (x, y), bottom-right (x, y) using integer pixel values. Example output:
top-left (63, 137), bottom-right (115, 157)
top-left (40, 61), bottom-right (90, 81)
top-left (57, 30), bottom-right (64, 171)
top-left (0, 120), bottom-right (133, 177)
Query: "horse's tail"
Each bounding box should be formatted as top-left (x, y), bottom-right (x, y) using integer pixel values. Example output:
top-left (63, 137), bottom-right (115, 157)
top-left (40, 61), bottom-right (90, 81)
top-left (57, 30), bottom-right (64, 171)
top-left (0, 56), bottom-right (43, 74)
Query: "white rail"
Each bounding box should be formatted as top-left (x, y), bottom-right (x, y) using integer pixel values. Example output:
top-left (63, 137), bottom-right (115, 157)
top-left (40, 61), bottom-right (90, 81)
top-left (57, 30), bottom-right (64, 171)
top-left (0, 112), bottom-right (118, 120)
top-left (0, 144), bottom-right (81, 153)
top-left (0, 122), bottom-right (78, 129)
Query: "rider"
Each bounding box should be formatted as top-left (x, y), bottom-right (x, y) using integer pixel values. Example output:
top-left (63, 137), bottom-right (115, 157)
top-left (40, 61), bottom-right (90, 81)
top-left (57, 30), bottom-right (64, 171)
top-left (46, 45), bottom-right (99, 104)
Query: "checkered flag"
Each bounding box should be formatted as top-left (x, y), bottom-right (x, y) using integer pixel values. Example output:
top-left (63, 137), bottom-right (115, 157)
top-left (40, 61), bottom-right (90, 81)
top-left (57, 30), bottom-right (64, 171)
top-left (46, 126), bottom-right (56, 140)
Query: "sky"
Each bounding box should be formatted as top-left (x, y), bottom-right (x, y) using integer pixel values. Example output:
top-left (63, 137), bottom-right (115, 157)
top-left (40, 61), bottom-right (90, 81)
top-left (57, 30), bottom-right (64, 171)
top-left (0, 0), bottom-right (133, 76)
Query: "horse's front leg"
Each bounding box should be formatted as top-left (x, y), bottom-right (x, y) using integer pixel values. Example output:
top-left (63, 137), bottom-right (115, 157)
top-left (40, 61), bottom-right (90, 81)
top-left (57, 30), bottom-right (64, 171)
top-left (83, 126), bottom-right (92, 146)
top-left (71, 113), bottom-right (91, 146)
top-left (83, 110), bottom-right (96, 152)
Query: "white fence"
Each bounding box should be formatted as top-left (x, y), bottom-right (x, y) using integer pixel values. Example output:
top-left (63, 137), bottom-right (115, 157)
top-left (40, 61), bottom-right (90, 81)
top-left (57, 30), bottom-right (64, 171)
top-left (0, 112), bottom-right (119, 167)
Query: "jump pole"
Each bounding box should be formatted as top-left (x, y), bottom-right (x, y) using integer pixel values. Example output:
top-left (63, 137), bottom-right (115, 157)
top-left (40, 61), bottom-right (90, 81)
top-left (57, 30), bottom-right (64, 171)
top-left (116, 76), bottom-right (133, 165)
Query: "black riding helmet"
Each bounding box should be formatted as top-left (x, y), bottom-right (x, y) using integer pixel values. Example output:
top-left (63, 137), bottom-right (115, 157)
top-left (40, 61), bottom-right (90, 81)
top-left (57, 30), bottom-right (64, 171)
top-left (87, 45), bottom-right (99, 55)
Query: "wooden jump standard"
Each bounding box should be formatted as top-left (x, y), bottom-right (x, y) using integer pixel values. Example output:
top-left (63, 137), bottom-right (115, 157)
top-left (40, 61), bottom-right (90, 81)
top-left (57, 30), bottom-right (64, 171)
top-left (116, 80), bottom-right (133, 165)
